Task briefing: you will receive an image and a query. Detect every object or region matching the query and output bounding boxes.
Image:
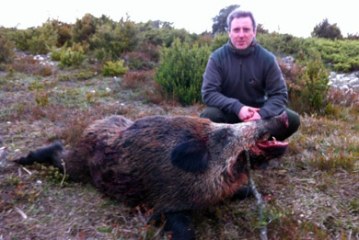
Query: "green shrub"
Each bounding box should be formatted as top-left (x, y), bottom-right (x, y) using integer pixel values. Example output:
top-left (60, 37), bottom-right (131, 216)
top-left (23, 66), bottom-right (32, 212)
top-left (11, 29), bottom-right (31, 52)
top-left (0, 30), bottom-right (15, 63)
top-left (27, 21), bottom-right (58, 54)
top-left (50, 48), bottom-right (62, 61)
top-left (257, 33), bottom-right (307, 56)
top-left (289, 54), bottom-right (329, 114)
top-left (304, 38), bottom-right (359, 72)
top-left (89, 18), bottom-right (139, 61)
top-left (102, 60), bottom-right (128, 76)
top-left (55, 47), bottom-right (85, 68)
top-left (155, 38), bottom-right (211, 105)
top-left (138, 21), bottom-right (194, 48)
top-left (211, 33), bottom-right (228, 51)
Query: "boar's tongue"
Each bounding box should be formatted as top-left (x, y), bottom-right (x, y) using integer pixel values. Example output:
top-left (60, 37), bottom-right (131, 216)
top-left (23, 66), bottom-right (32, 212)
top-left (248, 139), bottom-right (288, 169)
top-left (257, 139), bottom-right (288, 158)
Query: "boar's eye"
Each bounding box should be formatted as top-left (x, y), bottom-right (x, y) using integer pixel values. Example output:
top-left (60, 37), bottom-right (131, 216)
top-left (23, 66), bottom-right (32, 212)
top-left (171, 139), bottom-right (209, 173)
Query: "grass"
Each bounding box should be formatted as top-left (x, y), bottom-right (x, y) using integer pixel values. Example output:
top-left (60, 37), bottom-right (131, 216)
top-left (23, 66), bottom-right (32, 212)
top-left (0, 53), bottom-right (358, 239)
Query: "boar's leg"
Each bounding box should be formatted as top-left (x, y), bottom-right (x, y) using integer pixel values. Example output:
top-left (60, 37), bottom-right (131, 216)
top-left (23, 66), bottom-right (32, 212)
top-left (163, 211), bottom-right (195, 240)
top-left (14, 141), bottom-right (64, 171)
top-left (231, 186), bottom-right (254, 200)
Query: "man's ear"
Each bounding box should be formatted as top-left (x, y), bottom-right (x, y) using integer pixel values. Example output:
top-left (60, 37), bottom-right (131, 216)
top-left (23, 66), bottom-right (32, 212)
top-left (171, 139), bottom-right (209, 173)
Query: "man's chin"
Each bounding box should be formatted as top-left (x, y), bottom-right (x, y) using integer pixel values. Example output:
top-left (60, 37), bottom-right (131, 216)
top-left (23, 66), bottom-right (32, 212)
top-left (233, 42), bottom-right (250, 49)
top-left (235, 45), bottom-right (247, 49)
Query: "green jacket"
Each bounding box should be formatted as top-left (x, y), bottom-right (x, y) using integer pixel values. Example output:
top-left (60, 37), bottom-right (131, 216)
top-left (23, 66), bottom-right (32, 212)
top-left (201, 41), bottom-right (288, 119)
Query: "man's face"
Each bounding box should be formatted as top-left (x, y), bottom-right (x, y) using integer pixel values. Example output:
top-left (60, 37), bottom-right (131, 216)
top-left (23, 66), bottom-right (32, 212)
top-left (228, 16), bottom-right (256, 49)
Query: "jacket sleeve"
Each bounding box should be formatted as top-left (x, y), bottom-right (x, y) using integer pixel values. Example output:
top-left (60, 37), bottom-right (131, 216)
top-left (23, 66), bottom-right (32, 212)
top-left (259, 57), bottom-right (288, 119)
top-left (201, 56), bottom-right (243, 115)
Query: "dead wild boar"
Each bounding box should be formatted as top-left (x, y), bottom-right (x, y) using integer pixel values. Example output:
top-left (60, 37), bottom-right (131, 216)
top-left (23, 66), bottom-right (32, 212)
top-left (14, 113), bottom-right (289, 239)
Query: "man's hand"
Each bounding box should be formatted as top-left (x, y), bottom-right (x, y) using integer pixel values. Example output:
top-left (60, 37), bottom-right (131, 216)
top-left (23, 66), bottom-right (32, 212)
top-left (239, 106), bottom-right (261, 122)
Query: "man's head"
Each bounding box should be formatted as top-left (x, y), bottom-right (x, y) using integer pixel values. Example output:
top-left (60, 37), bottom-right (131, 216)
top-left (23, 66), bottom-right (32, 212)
top-left (227, 9), bottom-right (256, 50)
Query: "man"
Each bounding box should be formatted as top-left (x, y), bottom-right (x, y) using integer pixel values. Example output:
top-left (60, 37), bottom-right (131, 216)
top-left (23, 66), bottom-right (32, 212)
top-left (201, 9), bottom-right (300, 200)
top-left (201, 9), bottom-right (300, 141)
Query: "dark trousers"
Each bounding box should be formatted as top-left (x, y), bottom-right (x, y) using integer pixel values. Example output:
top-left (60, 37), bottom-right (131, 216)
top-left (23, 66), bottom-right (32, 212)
top-left (200, 107), bottom-right (300, 141)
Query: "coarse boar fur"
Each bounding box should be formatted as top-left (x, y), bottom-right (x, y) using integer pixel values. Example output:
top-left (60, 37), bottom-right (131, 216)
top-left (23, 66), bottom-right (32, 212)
top-left (14, 113), bottom-right (289, 239)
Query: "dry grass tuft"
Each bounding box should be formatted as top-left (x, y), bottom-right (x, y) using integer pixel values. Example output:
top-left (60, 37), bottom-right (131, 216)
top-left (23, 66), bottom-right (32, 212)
top-left (11, 55), bottom-right (54, 77)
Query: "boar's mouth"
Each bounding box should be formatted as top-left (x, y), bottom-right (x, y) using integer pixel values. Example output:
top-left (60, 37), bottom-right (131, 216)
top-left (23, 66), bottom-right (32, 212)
top-left (230, 139), bottom-right (289, 177)
top-left (245, 138), bottom-right (289, 170)
top-left (256, 138), bottom-right (288, 156)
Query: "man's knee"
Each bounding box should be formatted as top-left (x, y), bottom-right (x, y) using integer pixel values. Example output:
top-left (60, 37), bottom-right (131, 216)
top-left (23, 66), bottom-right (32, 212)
top-left (200, 107), bottom-right (225, 123)
top-left (286, 108), bottom-right (301, 134)
top-left (200, 107), bottom-right (240, 123)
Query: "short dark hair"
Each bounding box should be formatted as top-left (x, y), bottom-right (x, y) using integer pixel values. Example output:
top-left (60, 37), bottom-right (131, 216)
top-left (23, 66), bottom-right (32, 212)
top-left (226, 9), bottom-right (256, 31)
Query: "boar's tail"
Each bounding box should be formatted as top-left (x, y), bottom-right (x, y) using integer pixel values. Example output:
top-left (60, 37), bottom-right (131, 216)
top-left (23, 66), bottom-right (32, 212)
top-left (14, 141), bottom-right (65, 171)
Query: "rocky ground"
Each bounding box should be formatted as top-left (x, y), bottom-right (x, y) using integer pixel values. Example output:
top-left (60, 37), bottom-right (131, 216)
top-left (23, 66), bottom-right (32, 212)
top-left (329, 71), bottom-right (359, 91)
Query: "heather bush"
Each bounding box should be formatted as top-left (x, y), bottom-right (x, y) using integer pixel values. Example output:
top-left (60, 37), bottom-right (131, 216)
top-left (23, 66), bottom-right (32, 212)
top-left (155, 38), bottom-right (211, 105)
top-left (124, 51), bottom-right (156, 70)
top-left (122, 70), bottom-right (154, 89)
top-left (11, 55), bottom-right (53, 76)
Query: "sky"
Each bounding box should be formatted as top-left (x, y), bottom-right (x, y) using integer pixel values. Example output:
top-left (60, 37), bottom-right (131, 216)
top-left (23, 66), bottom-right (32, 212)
top-left (0, 0), bottom-right (358, 38)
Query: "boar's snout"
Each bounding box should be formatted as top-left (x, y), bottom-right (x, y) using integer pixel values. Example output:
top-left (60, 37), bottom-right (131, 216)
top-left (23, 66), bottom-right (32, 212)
top-left (260, 111), bottom-right (289, 137)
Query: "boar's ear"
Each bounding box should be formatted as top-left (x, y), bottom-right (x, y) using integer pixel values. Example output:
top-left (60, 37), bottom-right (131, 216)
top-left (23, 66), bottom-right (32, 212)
top-left (171, 139), bottom-right (209, 173)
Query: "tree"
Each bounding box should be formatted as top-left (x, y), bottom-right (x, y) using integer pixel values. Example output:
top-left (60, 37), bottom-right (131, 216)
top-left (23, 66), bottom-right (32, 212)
top-left (72, 13), bottom-right (97, 43)
top-left (311, 19), bottom-right (342, 40)
top-left (346, 33), bottom-right (359, 40)
top-left (211, 4), bottom-right (239, 35)
top-left (256, 24), bottom-right (269, 34)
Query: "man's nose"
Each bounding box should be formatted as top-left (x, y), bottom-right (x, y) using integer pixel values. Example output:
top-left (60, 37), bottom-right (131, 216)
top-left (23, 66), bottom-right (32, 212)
top-left (238, 30), bottom-right (245, 37)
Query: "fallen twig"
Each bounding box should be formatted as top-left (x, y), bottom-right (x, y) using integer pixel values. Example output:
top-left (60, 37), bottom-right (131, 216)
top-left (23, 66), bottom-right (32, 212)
top-left (60, 158), bottom-right (67, 187)
top-left (21, 167), bottom-right (32, 175)
top-left (245, 150), bottom-right (268, 240)
top-left (14, 206), bottom-right (28, 220)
